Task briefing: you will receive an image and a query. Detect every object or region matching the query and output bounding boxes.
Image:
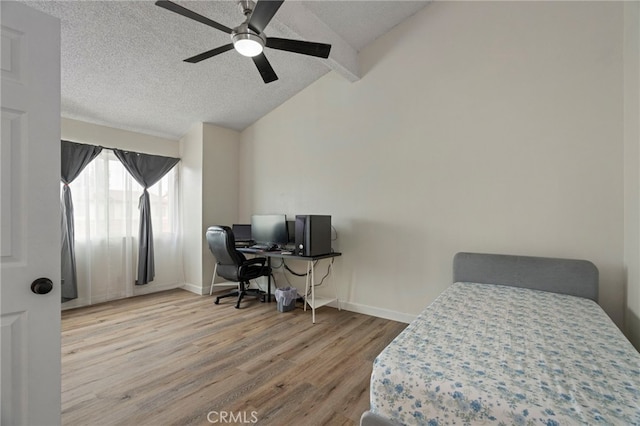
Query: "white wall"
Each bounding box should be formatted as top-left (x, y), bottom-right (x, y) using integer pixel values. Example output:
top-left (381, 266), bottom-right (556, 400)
top-left (201, 124), bottom-right (240, 288)
top-left (239, 1), bottom-right (626, 325)
top-left (62, 118), bottom-right (179, 157)
top-left (180, 123), bottom-right (205, 293)
top-left (180, 123), bottom-right (240, 294)
top-left (625, 1), bottom-right (640, 349)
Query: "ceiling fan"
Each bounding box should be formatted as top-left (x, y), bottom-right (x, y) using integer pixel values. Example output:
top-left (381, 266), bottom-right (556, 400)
top-left (155, 0), bottom-right (332, 84)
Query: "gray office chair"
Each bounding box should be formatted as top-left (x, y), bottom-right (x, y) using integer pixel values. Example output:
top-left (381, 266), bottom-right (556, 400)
top-left (206, 226), bottom-right (271, 309)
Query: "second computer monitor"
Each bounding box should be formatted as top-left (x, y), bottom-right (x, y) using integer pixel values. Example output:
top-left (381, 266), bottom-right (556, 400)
top-left (251, 214), bottom-right (288, 247)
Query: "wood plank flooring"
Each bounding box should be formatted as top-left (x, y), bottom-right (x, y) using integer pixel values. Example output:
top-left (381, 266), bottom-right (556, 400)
top-left (61, 289), bottom-right (407, 426)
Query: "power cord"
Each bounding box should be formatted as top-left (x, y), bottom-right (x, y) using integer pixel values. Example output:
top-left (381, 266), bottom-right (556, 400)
top-left (283, 261), bottom-right (316, 277)
top-left (282, 258), bottom-right (334, 298)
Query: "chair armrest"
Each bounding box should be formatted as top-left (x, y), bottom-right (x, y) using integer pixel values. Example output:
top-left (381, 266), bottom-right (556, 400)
top-left (242, 257), bottom-right (266, 267)
top-left (238, 257), bottom-right (267, 276)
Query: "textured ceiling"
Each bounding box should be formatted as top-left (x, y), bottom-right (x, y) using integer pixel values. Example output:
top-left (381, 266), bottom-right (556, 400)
top-left (23, 0), bottom-right (429, 140)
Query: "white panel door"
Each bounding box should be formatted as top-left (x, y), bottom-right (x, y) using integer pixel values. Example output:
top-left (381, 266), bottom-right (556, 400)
top-left (1, 2), bottom-right (61, 424)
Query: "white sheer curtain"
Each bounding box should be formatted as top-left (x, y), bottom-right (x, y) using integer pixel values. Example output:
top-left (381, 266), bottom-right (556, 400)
top-left (62, 150), bottom-right (183, 308)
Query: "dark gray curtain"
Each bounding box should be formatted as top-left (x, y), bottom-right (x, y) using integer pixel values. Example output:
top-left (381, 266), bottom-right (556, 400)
top-left (61, 141), bottom-right (103, 302)
top-left (113, 150), bottom-right (179, 285)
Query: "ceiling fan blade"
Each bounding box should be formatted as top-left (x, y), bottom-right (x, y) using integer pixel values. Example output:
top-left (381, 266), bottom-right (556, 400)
top-left (184, 44), bottom-right (234, 63)
top-left (266, 37), bottom-right (331, 58)
top-left (155, 0), bottom-right (232, 34)
top-left (252, 53), bottom-right (278, 84)
top-left (248, 0), bottom-right (284, 34)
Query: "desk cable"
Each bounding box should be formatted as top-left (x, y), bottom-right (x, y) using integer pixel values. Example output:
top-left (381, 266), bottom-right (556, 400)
top-left (283, 258), bottom-right (334, 297)
top-left (269, 255), bottom-right (336, 296)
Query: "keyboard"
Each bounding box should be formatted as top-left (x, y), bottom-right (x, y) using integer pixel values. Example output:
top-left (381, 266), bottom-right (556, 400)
top-left (234, 241), bottom-right (253, 247)
top-left (249, 244), bottom-right (278, 251)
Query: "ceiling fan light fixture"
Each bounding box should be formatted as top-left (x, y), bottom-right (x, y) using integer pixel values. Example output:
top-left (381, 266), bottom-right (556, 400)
top-left (232, 32), bottom-right (264, 57)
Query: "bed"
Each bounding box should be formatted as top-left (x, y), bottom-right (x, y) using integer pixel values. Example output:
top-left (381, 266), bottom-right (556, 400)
top-left (361, 252), bottom-right (640, 425)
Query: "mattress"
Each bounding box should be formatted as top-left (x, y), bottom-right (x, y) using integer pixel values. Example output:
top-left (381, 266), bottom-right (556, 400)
top-left (370, 282), bottom-right (640, 425)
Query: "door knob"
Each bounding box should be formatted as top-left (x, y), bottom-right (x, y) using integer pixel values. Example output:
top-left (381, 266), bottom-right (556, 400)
top-left (31, 278), bottom-right (53, 295)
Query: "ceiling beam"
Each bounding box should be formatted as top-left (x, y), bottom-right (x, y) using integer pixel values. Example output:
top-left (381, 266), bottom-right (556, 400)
top-left (271, 2), bottom-right (360, 82)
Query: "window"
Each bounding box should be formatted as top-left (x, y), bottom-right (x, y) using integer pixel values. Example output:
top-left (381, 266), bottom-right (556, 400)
top-left (64, 150), bottom-right (182, 307)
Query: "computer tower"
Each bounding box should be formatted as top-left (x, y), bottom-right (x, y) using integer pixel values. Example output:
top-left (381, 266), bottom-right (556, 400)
top-left (295, 215), bottom-right (332, 256)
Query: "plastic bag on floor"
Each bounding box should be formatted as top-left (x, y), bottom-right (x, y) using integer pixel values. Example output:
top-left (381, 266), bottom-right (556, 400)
top-left (275, 287), bottom-right (297, 312)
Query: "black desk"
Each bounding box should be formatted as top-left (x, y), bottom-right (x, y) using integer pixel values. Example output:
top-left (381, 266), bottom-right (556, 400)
top-left (237, 248), bottom-right (342, 323)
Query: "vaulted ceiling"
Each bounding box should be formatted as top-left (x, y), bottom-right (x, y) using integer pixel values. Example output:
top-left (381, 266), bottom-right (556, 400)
top-left (23, 0), bottom-right (430, 140)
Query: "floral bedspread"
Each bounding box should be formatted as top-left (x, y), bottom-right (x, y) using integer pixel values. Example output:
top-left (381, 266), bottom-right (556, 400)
top-left (370, 282), bottom-right (640, 425)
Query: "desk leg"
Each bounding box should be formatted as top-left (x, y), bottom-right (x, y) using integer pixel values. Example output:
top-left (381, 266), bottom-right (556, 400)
top-left (209, 263), bottom-right (218, 296)
top-left (267, 258), bottom-right (272, 303)
top-left (310, 260), bottom-right (316, 324)
top-left (330, 261), bottom-right (339, 311)
top-left (303, 261), bottom-right (310, 312)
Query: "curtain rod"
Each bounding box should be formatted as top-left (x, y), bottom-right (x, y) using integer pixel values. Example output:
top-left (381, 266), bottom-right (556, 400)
top-left (61, 139), bottom-right (180, 160)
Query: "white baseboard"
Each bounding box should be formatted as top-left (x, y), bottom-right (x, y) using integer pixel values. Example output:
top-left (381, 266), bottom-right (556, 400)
top-left (327, 300), bottom-right (415, 324)
top-left (133, 281), bottom-right (181, 296)
top-left (182, 282), bottom-right (206, 295)
top-left (185, 283), bottom-right (414, 324)
top-left (62, 297), bottom-right (91, 310)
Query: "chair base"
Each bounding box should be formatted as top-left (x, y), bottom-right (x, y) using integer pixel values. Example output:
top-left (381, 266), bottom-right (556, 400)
top-left (214, 282), bottom-right (265, 309)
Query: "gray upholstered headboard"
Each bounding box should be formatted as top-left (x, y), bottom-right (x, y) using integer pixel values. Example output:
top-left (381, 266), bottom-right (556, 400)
top-left (453, 252), bottom-right (599, 302)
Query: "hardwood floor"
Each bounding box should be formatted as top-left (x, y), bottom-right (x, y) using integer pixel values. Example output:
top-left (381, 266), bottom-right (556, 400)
top-left (61, 289), bottom-right (407, 426)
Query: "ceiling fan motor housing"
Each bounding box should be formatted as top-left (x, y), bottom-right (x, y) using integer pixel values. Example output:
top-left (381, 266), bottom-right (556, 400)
top-left (231, 1), bottom-right (265, 57)
top-left (231, 22), bottom-right (265, 57)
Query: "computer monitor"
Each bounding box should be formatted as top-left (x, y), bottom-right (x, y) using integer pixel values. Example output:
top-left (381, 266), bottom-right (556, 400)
top-left (251, 214), bottom-right (288, 247)
top-left (231, 224), bottom-right (252, 242)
